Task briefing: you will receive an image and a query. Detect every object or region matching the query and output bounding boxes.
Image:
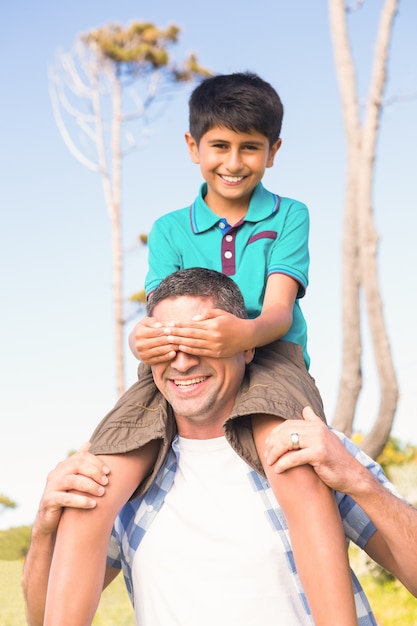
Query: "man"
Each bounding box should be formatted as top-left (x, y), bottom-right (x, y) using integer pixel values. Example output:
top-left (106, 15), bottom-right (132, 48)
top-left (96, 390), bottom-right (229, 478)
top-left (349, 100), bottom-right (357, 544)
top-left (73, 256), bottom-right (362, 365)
top-left (24, 268), bottom-right (417, 626)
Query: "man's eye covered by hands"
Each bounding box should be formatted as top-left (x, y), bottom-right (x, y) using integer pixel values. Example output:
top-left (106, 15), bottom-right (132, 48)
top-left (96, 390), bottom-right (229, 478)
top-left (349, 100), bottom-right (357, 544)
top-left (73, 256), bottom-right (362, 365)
top-left (130, 309), bottom-right (252, 364)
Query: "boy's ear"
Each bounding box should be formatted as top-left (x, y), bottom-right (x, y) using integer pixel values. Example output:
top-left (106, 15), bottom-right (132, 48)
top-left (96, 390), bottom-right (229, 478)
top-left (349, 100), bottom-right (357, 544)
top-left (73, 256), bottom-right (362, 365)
top-left (266, 138), bottom-right (282, 168)
top-left (185, 132), bottom-right (200, 164)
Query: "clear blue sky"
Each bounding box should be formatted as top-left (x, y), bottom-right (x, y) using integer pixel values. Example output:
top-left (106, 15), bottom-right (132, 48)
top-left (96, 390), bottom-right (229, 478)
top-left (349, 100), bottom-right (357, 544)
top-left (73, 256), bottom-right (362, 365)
top-left (1, 0), bottom-right (416, 529)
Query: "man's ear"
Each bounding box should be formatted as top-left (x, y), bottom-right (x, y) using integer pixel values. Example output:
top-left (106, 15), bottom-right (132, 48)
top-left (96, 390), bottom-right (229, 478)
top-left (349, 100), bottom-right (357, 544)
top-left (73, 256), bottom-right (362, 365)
top-left (185, 132), bottom-right (200, 164)
top-left (244, 348), bottom-right (255, 365)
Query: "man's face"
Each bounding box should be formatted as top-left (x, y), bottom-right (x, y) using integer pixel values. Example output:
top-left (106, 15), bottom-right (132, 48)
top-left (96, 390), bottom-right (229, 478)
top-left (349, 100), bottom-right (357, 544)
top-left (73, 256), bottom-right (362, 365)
top-left (151, 295), bottom-right (254, 438)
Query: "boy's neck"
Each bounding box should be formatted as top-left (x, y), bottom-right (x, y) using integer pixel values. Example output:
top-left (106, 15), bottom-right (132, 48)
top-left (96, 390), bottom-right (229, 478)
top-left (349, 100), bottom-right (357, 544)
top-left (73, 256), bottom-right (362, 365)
top-left (204, 188), bottom-right (253, 225)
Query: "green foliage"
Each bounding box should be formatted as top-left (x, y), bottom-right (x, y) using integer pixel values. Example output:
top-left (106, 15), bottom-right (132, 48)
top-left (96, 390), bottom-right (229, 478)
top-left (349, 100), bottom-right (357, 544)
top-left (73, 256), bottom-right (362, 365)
top-left (0, 494), bottom-right (17, 510)
top-left (352, 433), bottom-right (417, 472)
top-left (376, 436), bottom-right (417, 471)
top-left (0, 526), bottom-right (32, 560)
top-left (129, 289), bottom-right (147, 304)
top-left (81, 22), bottom-right (211, 81)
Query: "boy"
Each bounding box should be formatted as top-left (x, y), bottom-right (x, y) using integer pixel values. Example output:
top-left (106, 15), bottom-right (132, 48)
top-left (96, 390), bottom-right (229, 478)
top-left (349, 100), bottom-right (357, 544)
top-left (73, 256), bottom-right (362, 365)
top-left (44, 73), bottom-right (357, 625)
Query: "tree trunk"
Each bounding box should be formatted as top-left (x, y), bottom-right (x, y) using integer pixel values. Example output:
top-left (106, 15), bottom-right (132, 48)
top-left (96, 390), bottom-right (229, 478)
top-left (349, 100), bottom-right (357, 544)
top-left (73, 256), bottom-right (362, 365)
top-left (328, 0), bottom-right (399, 454)
top-left (329, 0), bottom-right (363, 435)
top-left (357, 0), bottom-right (399, 458)
top-left (91, 58), bottom-right (125, 396)
top-left (110, 74), bottom-right (125, 397)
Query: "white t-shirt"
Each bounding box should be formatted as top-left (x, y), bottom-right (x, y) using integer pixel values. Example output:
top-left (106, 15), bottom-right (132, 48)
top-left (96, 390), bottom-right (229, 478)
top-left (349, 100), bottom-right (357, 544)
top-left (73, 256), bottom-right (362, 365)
top-left (132, 436), bottom-right (311, 626)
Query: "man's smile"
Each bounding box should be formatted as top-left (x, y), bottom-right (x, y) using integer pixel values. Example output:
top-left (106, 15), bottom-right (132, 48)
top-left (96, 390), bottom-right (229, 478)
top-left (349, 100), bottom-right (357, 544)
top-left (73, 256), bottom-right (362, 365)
top-left (172, 376), bottom-right (208, 388)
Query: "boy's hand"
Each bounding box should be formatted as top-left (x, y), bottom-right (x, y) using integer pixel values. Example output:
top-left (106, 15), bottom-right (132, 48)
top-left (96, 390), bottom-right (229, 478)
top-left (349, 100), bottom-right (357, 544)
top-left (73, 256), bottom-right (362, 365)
top-left (162, 309), bottom-right (254, 357)
top-left (33, 443), bottom-right (110, 536)
top-left (129, 317), bottom-right (179, 364)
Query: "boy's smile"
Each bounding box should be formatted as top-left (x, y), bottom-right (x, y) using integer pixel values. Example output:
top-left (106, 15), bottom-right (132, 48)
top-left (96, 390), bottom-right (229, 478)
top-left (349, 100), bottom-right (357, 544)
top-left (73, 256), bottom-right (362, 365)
top-left (185, 126), bottom-right (281, 222)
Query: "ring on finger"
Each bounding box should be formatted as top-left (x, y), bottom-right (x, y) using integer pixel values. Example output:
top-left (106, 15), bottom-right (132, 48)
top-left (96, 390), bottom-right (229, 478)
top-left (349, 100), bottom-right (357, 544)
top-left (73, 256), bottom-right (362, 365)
top-left (290, 432), bottom-right (300, 450)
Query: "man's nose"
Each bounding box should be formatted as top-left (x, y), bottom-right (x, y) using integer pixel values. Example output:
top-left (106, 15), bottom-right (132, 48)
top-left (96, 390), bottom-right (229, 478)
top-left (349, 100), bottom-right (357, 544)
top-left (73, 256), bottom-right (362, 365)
top-left (171, 350), bottom-right (199, 371)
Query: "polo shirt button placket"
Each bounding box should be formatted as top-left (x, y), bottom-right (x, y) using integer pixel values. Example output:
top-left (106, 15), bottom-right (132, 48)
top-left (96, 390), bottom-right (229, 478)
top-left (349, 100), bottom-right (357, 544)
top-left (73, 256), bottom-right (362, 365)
top-left (222, 230), bottom-right (236, 275)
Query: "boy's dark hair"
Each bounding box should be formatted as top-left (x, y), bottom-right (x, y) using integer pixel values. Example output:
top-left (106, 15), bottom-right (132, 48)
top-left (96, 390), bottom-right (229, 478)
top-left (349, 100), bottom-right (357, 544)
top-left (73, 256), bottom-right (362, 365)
top-left (147, 268), bottom-right (248, 320)
top-left (189, 72), bottom-right (284, 146)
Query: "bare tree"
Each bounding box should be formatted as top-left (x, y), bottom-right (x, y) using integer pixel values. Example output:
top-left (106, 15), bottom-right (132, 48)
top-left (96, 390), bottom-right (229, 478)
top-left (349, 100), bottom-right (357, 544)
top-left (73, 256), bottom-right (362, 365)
top-left (49, 23), bottom-right (210, 396)
top-left (329, 0), bottom-right (399, 457)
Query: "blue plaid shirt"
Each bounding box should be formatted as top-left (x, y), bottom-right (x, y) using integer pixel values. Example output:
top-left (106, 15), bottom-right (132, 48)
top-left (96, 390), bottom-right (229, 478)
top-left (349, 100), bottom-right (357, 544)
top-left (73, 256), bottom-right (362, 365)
top-left (108, 430), bottom-right (400, 625)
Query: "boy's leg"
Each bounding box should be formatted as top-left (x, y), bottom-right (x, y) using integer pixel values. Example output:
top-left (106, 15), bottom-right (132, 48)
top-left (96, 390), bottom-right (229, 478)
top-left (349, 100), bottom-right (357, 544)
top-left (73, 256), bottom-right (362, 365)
top-left (43, 442), bottom-right (159, 626)
top-left (223, 341), bottom-right (326, 476)
top-left (224, 343), bottom-right (357, 624)
top-left (253, 415), bottom-right (357, 626)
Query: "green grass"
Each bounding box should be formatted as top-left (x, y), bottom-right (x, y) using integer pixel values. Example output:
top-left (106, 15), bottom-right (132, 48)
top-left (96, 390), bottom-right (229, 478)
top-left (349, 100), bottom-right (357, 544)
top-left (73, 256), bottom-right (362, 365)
top-left (0, 560), bottom-right (134, 626)
top-left (349, 544), bottom-right (417, 626)
top-left (359, 575), bottom-right (417, 626)
top-left (92, 574), bottom-right (134, 626)
top-left (0, 560), bottom-right (27, 626)
top-left (2, 557), bottom-right (416, 625)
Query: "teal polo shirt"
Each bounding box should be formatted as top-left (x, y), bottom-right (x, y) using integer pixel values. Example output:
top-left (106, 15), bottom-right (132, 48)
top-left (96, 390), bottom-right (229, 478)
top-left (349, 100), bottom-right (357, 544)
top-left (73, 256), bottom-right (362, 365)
top-left (146, 182), bottom-right (311, 367)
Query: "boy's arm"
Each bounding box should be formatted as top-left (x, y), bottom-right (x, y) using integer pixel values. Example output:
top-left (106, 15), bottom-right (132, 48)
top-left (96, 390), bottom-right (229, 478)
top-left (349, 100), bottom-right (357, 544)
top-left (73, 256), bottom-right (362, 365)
top-left (137, 273), bottom-right (299, 359)
top-left (245, 272), bottom-right (299, 347)
top-left (43, 443), bottom-right (158, 626)
top-left (23, 446), bottom-right (113, 626)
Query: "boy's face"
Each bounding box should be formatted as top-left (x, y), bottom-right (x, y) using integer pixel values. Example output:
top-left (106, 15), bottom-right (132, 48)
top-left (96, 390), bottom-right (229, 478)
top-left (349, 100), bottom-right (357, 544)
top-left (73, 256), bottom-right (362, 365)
top-left (185, 126), bottom-right (281, 215)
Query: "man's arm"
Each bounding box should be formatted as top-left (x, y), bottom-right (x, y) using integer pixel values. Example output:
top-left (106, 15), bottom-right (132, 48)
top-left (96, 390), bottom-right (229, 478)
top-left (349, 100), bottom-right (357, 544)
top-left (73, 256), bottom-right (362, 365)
top-left (263, 407), bottom-right (417, 597)
top-left (23, 445), bottom-right (111, 626)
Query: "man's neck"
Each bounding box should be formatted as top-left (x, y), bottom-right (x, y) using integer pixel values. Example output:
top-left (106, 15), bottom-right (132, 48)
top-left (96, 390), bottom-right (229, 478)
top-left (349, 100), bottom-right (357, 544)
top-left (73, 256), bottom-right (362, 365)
top-left (175, 419), bottom-right (224, 440)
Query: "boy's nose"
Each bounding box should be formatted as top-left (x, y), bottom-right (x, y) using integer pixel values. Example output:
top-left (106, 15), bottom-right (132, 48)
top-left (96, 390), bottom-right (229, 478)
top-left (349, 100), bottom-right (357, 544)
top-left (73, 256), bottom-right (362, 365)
top-left (225, 148), bottom-right (243, 172)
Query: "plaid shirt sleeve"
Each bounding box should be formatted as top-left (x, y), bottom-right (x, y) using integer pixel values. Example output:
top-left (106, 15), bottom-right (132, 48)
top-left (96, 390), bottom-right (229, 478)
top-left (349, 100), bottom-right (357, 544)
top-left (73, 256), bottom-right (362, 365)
top-left (332, 428), bottom-right (405, 548)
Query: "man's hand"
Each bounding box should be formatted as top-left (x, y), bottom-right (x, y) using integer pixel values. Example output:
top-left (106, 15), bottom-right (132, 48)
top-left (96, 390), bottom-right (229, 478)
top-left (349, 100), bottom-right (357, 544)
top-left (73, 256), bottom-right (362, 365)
top-left (263, 406), bottom-right (365, 495)
top-left (34, 443), bottom-right (110, 536)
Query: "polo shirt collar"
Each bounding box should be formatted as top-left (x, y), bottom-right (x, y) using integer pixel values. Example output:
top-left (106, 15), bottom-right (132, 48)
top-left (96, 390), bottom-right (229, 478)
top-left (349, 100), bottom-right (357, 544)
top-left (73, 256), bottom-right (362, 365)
top-left (190, 182), bottom-right (280, 233)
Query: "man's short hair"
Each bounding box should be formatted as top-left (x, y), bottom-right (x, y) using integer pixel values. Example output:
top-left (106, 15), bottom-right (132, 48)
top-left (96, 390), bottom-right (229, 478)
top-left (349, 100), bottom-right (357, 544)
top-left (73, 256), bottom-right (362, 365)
top-left (147, 268), bottom-right (248, 319)
top-left (189, 72), bottom-right (284, 146)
